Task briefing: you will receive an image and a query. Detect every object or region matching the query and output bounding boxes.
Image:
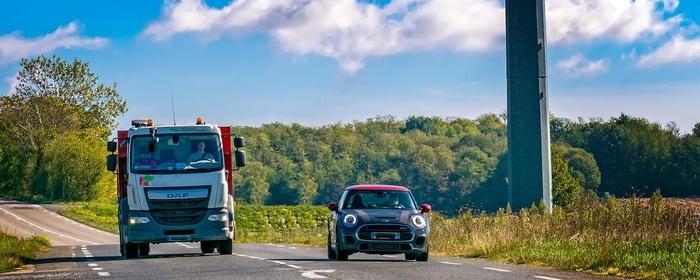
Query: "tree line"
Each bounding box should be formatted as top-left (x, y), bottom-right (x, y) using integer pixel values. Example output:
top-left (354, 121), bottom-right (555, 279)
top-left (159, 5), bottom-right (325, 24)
top-left (2, 55), bottom-right (697, 212)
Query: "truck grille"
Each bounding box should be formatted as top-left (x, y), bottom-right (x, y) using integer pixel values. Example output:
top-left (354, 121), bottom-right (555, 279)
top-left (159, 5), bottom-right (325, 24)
top-left (357, 224), bottom-right (413, 241)
top-left (146, 187), bottom-right (210, 226)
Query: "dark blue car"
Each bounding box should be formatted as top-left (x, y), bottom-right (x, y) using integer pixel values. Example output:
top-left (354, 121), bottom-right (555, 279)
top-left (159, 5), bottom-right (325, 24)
top-left (327, 185), bottom-right (431, 261)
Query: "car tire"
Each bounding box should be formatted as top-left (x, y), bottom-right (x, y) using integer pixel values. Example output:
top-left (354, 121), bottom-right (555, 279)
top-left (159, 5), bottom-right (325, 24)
top-left (416, 247), bottom-right (429, 262)
top-left (220, 238), bottom-right (233, 255)
top-left (138, 243), bottom-right (150, 256)
top-left (327, 233), bottom-right (336, 260)
top-left (125, 243), bottom-right (139, 259)
top-left (404, 253), bottom-right (416, 260)
top-left (334, 228), bottom-right (348, 261)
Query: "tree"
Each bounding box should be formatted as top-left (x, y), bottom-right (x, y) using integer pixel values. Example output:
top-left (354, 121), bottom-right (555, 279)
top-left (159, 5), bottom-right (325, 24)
top-left (551, 145), bottom-right (584, 206)
top-left (0, 55), bottom-right (126, 199)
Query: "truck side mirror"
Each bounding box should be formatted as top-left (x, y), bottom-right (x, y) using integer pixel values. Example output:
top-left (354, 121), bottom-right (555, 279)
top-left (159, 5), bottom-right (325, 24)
top-left (107, 154), bottom-right (117, 172)
top-left (107, 140), bottom-right (117, 153)
top-left (233, 136), bottom-right (246, 148)
top-left (234, 150), bottom-right (246, 168)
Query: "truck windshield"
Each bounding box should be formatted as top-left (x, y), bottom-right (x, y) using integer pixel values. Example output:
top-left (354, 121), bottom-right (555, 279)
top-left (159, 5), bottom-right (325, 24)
top-left (130, 133), bottom-right (223, 174)
top-left (343, 191), bottom-right (416, 210)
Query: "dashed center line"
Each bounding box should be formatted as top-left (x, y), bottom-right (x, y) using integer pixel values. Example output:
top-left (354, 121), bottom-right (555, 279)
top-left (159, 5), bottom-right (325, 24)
top-left (534, 276), bottom-right (562, 280)
top-left (97, 272), bottom-right (111, 277)
top-left (439, 261), bottom-right (462, 265)
top-left (483, 267), bottom-right (512, 273)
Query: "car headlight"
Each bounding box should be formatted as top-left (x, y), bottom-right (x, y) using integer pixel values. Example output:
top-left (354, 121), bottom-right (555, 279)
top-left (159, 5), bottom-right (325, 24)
top-left (343, 214), bottom-right (358, 227)
top-left (129, 217), bottom-right (150, 224)
top-left (208, 213), bottom-right (228, 222)
top-left (411, 215), bottom-right (427, 229)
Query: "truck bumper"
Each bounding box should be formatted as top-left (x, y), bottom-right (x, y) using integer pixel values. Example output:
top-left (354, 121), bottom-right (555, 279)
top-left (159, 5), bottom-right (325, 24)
top-left (123, 208), bottom-right (231, 244)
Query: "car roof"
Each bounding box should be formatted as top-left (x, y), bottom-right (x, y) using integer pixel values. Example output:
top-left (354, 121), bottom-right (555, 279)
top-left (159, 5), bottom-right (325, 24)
top-left (346, 185), bottom-right (409, 191)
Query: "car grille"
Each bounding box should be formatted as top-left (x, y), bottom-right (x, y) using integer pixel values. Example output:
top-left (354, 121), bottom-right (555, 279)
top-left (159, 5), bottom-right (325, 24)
top-left (357, 224), bottom-right (413, 241)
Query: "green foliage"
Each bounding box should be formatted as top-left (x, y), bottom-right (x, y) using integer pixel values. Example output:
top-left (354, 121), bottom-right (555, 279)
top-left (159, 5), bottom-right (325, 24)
top-left (0, 232), bottom-right (50, 273)
top-left (0, 55), bottom-right (126, 201)
top-left (552, 114), bottom-right (698, 197)
top-left (233, 115), bottom-right (507, 212)
top-left (58, 202), bottom-right (119, 233)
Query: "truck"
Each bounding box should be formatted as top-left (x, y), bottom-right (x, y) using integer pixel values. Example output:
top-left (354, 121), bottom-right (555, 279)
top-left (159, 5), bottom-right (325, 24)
top-left (106, 117), bottom-right (246, 258)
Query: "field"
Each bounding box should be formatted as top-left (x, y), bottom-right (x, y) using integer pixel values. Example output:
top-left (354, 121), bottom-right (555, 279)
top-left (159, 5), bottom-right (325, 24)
top-left (0, 232), bottom-right (50, 273)
top-left (59, 193), bottom-right (700, 280)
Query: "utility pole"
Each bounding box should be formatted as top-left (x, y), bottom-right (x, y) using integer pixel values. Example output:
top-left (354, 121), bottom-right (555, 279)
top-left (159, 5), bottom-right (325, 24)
top-left (505, 0), bottom-right (553, 211)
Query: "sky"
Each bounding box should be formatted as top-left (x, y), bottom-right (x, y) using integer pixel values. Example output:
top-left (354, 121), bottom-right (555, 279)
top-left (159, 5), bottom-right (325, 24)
top-left (1, 0), bottom-right (699, 132)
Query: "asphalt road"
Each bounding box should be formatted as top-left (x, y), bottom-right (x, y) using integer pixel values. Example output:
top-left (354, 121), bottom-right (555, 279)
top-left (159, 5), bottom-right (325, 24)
top-left (0, 199), bottom-right (618, 280)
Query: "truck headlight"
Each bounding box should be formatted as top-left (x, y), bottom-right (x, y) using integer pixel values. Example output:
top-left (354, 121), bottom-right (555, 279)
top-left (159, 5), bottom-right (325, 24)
top-left (129, 217), bottom-right (150, 224)
top-left (411, 215), bottom-right (427, 229)
top-left (343, 214), bottom-right (357, 227)
top-left (208, 213), bottom-right (228, 222)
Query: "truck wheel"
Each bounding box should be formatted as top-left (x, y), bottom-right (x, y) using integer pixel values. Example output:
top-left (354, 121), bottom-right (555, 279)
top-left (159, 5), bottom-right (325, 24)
top-left (200, 241), bottom-right (215, 254)
top-left (219, 238), bottom-right (233, 255)
top-left (125, 243), bottom-right (139, 259)
top-left (138, 243), bottom-right (150, 256)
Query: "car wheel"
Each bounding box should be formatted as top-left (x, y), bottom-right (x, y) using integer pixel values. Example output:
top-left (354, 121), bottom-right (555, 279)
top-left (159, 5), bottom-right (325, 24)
top-left (416, 247), bottom-right (429, 262)
top-left (327, 233), bottom-right (336, 260)
top-left (404, 253), bottom-right (416, 260)
top-left (220, 238), bottom-right (233, 255)
top-left (125, 243), bottom-right (139, 259)
top-left (201, 241), bottom-right (216, 254)
top-left (138, 243), bottom-right (150, 256)
top-left (334, 228), bottom-right (348, 261)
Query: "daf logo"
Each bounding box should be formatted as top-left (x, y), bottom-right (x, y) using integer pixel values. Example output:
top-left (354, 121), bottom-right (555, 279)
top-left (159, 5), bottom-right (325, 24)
top-left (167, 193), bottom-right (190, 199)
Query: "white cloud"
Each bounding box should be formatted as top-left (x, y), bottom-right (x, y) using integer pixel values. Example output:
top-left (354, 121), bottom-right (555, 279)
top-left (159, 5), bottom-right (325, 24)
top-left (143, 0), bottom-right (685, 72)
top-left (546, 0), bottom-right (683, 44)
top-left (556, 53), bottom-right (608, 77)
top-left (637, 35), bottom-right (700, 67)
top-left (0, 21), bottom-right (108, 65)
top-left (4, 73), bottom-right (19, 94)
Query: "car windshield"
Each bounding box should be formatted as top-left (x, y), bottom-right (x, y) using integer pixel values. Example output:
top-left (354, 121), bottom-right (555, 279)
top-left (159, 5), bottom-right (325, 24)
top-left (343, 190), bottom-right (416, 210)
top-left (130, 133), bottom-right (223, 173)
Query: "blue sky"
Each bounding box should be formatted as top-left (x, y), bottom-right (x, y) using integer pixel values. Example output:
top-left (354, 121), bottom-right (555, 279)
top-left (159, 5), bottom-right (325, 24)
top-left (1, 0), bottom-right (699, 132)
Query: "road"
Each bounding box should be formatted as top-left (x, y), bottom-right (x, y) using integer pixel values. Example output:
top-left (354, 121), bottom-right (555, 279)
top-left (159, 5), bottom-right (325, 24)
top-left (0, 199), bottom-right (617, 280)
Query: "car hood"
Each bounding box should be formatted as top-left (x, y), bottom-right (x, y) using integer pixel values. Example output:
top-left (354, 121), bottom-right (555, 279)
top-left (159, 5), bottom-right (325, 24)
top-left (344, 209), bottom-right (421, 224)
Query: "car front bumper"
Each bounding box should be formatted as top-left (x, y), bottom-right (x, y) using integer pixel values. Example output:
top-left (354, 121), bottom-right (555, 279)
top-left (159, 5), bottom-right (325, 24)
top-left (337, 224), bottom-right (429, 255)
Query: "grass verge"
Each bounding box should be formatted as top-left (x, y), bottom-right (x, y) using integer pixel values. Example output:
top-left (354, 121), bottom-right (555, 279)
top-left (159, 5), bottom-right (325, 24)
top-left (58, 192), bottom-right (700, 279)
top-left (0, 232), bottom-right (50, 273)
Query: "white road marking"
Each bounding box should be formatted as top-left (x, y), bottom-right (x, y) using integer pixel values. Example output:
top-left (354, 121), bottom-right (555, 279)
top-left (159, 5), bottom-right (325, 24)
top-left (88, 263), bottom-right (98, 267)
top-left (483, 267), bottom-right (512, 273)
top-left (272, 261), bottom-right (288, 265)
top-left (439, 261), bottom-right (462, 265)
top-left (381, 255), bottom-right (398, 258)
top-left (275, 244), bottom-right (286, 247)
top-left (286, 264), bottom-right (302, 269)
top-left (175, 242), bottom-right (194, 248)
top-left (92, 267), bottom-right (103, 271)
top-left (288, 246), bottom-right (298, 250)
top-left (301, 269), bottom-right (335, 279)
top-left (534, 276), bottom-right (562, 280)
top-left (0, 206), bottom-right (98, 245)
top-left (97, 272), bottom-right (110, 277)
top-left (249, 256), bottom-right (267, 260)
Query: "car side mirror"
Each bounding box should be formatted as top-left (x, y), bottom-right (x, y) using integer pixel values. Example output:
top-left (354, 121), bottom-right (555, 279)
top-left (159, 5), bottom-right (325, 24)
top-left (233, 136), bottom-right (246, 148)
top-left (234, 150), bottom-right (246, 168)
top-left (107, 140), bottom-right (117, 153)
top-left (106, 154), bottom-right (117, 172)
top-left (328, 202), bottom-right (338, 212)
top-left (421, 203), bottom-right (432, 214)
